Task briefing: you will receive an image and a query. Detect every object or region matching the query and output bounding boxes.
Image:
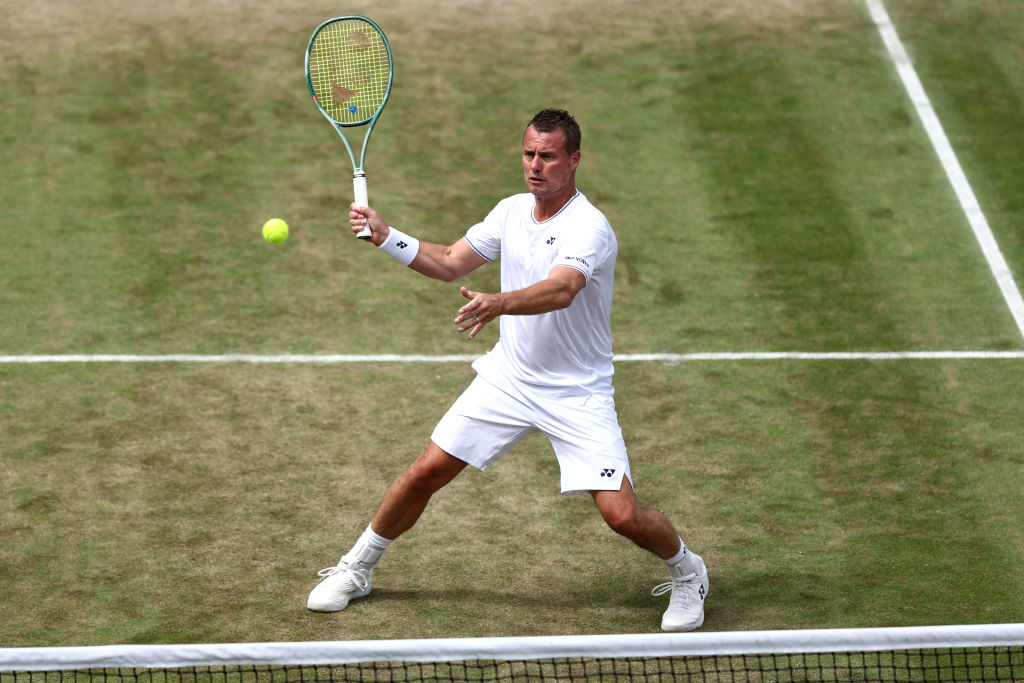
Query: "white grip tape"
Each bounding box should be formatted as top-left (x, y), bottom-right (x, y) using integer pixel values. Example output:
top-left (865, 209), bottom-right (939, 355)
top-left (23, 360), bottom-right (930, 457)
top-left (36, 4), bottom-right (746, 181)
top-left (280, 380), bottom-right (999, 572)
top-left (353, 173), bottom-right (371, 239)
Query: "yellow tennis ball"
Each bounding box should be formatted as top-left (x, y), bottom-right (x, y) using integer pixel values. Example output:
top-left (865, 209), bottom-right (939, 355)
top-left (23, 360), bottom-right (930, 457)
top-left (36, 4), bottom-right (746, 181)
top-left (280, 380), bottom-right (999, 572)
top-left (262, 218), bottom-right (289, 244)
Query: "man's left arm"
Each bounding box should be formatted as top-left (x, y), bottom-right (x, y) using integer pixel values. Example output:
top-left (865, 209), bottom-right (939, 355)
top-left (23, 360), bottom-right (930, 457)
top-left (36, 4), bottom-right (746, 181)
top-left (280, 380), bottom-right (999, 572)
top-left (454, 266), bottom-right (586, 339)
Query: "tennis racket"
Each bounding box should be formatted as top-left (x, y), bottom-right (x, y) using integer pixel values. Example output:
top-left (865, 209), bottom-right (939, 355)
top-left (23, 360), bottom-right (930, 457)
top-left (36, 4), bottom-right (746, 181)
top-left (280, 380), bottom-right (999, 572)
top-left (305, 16), bottom-right (393, 239)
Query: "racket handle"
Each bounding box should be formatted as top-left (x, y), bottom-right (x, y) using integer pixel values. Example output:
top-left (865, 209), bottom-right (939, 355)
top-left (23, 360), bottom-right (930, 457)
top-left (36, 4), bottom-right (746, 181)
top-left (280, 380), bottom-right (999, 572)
top-left (353, 172), bottom-right (372, 239)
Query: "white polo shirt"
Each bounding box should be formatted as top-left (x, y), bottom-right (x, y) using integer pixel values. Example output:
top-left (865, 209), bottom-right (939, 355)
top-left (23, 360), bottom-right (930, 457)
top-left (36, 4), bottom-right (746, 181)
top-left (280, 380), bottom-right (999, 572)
top-left (464, 191), bottom-right (617, 394)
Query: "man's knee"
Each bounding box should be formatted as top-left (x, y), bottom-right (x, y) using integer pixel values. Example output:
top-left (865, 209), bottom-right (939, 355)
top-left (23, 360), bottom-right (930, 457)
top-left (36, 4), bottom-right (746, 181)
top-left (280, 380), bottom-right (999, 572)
top-left (596, 496), bottom-right (641, 536)
top-left (402, 443), bottom-right (466, 493)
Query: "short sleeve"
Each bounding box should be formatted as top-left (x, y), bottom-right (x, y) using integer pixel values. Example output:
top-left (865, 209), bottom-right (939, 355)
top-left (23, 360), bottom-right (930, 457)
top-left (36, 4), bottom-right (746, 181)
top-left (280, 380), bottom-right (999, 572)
top-left (552, 218), bottom-right (609, 283)
top-left (464, 205), bottom-right (504, 262)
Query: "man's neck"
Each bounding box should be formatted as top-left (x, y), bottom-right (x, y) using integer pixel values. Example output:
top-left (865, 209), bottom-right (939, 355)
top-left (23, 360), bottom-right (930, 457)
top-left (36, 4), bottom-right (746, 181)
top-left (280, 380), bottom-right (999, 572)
top-left (532, 186), bottom-right (578, 222)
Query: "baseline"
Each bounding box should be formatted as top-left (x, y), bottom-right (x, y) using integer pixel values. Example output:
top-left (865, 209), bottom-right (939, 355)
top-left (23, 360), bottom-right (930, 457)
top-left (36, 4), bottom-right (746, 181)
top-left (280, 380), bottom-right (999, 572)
top-left (2, 351), bottom-right (1023, 364)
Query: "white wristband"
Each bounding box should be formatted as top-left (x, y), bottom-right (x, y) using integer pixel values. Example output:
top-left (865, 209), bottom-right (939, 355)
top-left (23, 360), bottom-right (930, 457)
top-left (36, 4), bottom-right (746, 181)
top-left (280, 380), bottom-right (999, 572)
top-left (378, 226), bottom-right (420, 266)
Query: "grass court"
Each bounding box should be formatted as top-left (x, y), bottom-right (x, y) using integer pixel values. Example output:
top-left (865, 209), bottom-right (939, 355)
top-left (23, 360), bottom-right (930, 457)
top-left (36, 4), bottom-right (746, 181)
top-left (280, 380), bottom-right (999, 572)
top-left (1, 0), bottom-right (1023, 645)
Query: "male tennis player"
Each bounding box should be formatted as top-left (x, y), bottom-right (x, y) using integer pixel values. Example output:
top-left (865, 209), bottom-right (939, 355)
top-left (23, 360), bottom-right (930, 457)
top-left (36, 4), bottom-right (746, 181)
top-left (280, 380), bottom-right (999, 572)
top-left (307, 109), bottom-right (709, 632)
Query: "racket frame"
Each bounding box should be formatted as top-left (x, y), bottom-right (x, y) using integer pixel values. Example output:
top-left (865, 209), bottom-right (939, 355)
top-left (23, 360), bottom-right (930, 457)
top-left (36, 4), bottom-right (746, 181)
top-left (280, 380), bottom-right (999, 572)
top-left (305, 15), bottom-right (394, 238)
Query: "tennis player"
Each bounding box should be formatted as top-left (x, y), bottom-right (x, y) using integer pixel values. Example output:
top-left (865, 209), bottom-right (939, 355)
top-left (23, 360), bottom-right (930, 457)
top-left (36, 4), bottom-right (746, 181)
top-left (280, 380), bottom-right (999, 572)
top-left (307, 109), bottom-right (709, 632)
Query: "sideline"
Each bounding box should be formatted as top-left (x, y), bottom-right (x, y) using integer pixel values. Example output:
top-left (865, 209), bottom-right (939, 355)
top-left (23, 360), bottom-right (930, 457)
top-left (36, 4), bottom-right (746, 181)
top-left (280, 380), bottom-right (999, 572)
top-left (865, 0), bottom-right (1024, 339)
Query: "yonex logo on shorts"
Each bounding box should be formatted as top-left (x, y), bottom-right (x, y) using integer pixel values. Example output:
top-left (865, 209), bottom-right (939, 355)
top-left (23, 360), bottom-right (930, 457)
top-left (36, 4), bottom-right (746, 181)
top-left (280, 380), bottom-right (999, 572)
top-left (546, 237), bottom-right (556, 245)
top-left (600, 468), bottom-right (616, 477)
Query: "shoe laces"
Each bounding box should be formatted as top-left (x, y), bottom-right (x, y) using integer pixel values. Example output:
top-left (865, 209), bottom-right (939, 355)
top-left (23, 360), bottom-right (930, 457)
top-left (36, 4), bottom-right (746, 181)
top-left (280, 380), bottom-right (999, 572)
top-left (652, 570), bottom-right (700, 609)
top-left (317, 561), bottom-right (370, 590)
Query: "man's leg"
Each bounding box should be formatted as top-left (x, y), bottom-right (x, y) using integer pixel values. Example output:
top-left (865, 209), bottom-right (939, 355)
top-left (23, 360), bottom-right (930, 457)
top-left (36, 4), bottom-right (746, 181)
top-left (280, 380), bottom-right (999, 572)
top-left (307, 442), bottom-right (467, 612)
top-left (591, 478), bottom-right (709, 632)
top-left (371, 442), bottom-right (469, 538)
top-left (590, 477), bottom-right (682, 559)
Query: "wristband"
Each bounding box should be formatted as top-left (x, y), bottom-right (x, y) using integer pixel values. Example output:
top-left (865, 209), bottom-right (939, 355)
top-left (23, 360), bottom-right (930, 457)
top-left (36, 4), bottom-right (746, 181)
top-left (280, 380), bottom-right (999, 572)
top-left (378, 226), bottom-right (420, 266)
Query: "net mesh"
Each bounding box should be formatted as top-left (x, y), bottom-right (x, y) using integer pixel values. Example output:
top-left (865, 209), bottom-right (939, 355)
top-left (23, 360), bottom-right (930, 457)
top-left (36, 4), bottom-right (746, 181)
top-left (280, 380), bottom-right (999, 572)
top-left (3, 626), bottom-right (1023, 683)
top-left (307, 17), bottom-right (391, 125)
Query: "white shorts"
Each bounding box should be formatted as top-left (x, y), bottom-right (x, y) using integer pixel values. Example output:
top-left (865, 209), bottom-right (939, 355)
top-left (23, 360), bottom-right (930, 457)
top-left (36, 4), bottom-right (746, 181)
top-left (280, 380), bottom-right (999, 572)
top-left (431, 372), bottom-right (631, 495)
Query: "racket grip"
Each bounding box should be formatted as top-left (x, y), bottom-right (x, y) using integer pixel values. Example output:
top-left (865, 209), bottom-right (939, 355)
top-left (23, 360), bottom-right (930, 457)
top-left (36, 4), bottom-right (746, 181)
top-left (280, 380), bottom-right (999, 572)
top-left (353, 172), bottom-right (372, 239)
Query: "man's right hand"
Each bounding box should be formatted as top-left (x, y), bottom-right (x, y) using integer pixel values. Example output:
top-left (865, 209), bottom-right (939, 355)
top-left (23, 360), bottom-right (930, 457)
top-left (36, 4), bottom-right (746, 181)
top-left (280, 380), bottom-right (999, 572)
top-left (349, 204), bottom-right (389, 245)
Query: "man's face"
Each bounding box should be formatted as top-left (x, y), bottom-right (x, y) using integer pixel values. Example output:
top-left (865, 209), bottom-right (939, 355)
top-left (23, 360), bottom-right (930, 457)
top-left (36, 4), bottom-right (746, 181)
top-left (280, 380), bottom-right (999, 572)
top-left (522, 125), bottom-right (580, 199)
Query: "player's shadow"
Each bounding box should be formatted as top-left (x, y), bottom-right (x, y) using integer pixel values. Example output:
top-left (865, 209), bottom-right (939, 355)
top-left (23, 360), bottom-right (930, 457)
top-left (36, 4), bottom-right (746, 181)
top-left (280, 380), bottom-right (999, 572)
top-left (371, 587), bottom-right (648, 609)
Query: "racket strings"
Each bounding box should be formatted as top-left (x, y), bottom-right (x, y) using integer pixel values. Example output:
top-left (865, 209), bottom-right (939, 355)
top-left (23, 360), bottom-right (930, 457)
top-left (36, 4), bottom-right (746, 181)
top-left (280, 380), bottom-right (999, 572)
top-left (308, 19), bottom-right (390, 125)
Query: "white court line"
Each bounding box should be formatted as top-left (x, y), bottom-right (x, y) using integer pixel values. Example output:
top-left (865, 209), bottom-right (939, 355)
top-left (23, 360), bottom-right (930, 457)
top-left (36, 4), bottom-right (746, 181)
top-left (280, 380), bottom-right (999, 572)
top-left (865, 0), bottom-right (1024, 339)
top-left (1, 351), bottom-right (1023, 364)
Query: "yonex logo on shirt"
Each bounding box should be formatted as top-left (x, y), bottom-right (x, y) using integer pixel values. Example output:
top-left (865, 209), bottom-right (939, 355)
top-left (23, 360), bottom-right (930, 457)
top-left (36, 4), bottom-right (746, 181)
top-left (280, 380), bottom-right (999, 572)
top-left (600, 468), bottom-right (616, 477)
top-left (546, 237), bottom-right (556, 245)
top-left (564, 255), bottom-right (590, 267)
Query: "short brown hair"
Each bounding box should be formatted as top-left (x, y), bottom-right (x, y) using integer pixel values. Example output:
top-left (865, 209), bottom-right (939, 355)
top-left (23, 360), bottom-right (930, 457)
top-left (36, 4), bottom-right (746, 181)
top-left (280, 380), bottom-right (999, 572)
top-left (527, 109), bottom-right (581, 155)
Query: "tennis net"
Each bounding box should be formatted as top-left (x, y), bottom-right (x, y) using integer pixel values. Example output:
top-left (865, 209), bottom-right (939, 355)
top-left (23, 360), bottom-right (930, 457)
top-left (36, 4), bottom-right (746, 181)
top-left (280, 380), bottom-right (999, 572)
top-left (2, 624), bottom-right (1022, 682)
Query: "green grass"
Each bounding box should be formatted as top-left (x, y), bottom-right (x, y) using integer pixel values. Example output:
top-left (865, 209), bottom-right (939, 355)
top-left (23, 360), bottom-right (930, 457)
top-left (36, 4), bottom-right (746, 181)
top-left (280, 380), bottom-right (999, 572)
top-left (1, 0), bottom-right (1023, 647)
top-left (2, 360), bottom-right (1022, 644)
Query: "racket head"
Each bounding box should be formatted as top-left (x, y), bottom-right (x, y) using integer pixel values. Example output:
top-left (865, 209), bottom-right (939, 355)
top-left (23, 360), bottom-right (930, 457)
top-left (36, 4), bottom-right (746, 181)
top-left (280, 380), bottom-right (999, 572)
top-left (305, 16), bottom-right (393, 128)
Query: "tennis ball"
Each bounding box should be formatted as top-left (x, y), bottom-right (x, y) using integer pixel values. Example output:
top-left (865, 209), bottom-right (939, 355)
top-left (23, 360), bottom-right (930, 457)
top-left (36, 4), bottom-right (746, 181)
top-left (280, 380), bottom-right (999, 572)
top-left (262, 218), bottom-right (289, 244)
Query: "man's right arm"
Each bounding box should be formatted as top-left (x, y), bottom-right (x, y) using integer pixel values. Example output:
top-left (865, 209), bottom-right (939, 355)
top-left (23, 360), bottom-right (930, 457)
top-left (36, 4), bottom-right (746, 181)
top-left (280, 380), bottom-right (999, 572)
top-left (350, 203), bottom-right (487, 282)
top-left (407, 238), bottom-right (488, 282)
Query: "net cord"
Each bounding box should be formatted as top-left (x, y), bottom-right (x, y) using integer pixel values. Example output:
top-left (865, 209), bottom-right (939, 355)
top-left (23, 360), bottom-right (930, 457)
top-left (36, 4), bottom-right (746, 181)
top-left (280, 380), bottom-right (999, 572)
top-left (2, 624), bottom-right (1023, 671)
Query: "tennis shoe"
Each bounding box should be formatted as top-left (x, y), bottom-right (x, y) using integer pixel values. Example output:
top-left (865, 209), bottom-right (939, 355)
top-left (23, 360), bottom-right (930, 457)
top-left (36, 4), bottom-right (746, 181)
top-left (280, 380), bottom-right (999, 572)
top-left (306, 560), bottom-right (372, 612)
top-left (652, 553), bottom-right (708, 632)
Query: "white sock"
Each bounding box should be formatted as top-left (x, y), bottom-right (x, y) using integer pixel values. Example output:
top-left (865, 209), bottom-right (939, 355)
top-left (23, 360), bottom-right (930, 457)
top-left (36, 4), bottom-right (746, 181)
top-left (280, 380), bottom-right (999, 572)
top-left (343, 524), bottom-right (393, 570)
top-left (664, 538), bottom-right (697, 573)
